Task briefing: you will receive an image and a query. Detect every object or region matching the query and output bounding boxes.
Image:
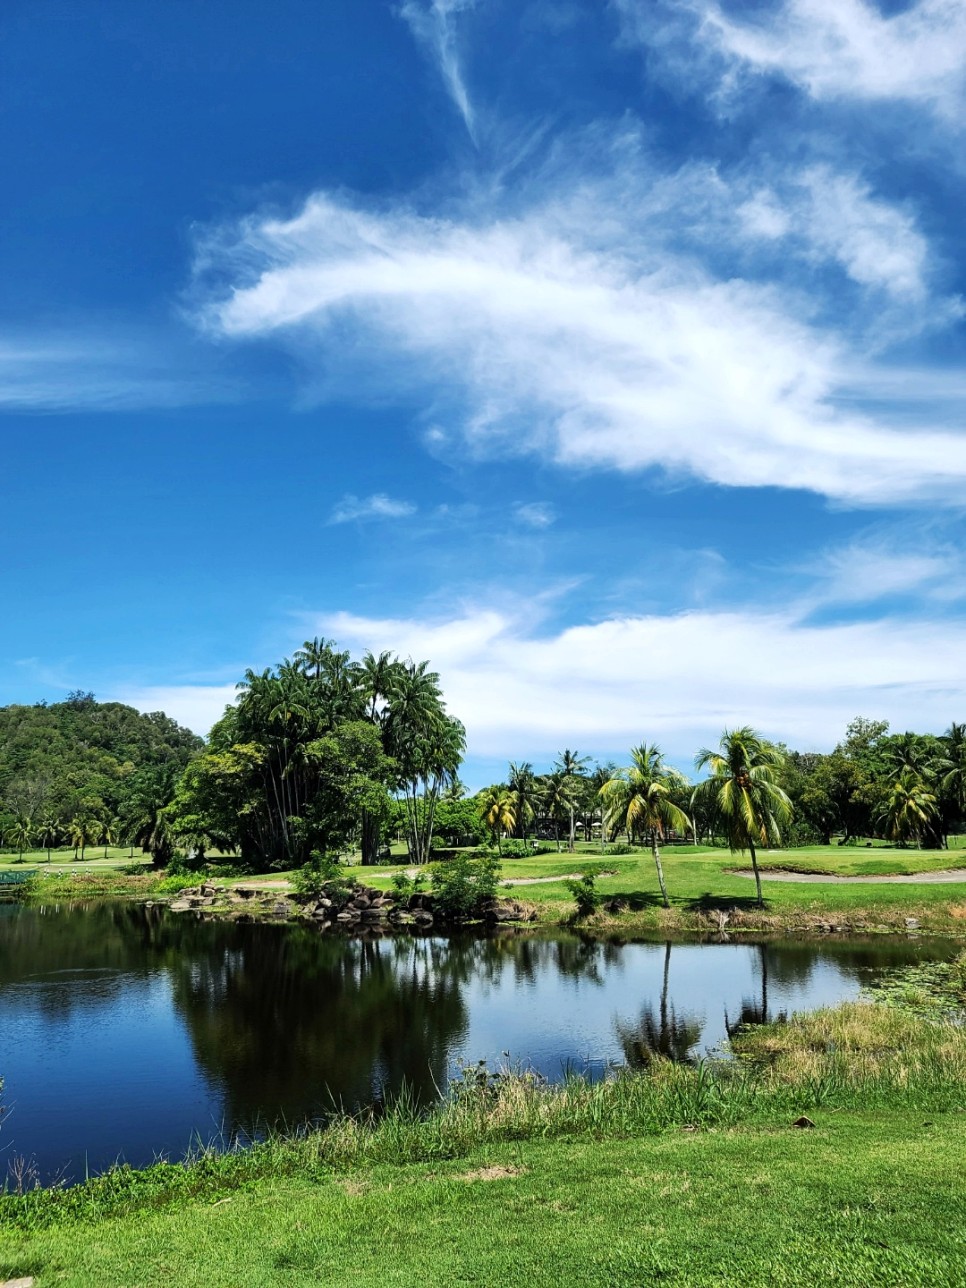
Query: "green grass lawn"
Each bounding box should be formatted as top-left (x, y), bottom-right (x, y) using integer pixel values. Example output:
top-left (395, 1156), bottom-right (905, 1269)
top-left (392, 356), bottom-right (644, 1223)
top-left (3, 1114), bottom-right (964, 1287)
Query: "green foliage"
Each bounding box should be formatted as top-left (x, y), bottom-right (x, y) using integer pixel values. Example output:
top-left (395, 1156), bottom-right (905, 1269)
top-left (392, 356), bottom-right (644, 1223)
top-left (0, 698), bottom-right (200, 861)
top-left (168, 642), bottom-right (463, 871)
top-left (430, 852), bottom-right (501, 920)
top-left (499, 838), bottom-right (535, 858)
top-left (390, 870), bottom-right (425, 898)
top-left (565, 871), bottom-right (602, 917)
top-left (291, 852), bottom-right (354, 903)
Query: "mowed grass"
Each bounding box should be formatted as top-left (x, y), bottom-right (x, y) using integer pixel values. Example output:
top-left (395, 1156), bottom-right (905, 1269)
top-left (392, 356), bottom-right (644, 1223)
top-left (3, 1117), bottom-right (965, 1287)
top-left (4, 1002), bottom-right (966, 1287)
top-left (359, 842), bottom-right (966, 931)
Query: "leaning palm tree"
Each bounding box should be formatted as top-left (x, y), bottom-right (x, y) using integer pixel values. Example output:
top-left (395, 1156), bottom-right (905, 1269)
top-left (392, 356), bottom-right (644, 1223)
top-left (694, 728), bottom-right (792, 908)
top-left (600, 744), bottom-right (690, 908)
top-left (878, 768), bottom-right (938, 850)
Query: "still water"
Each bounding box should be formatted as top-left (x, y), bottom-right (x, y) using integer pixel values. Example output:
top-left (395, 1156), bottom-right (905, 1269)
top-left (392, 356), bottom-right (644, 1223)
top-left (0, 900), bottom-right (952, 1182)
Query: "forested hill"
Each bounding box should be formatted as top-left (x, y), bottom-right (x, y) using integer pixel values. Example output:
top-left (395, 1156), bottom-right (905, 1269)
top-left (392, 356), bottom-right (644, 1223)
top-left (0, 692), bottom-right (202, 831)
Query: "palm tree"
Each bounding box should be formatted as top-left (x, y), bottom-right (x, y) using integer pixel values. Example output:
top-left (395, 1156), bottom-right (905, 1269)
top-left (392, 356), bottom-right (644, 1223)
top-left (600, 744), bottom-right (690, 908)
top-left (5, 814), bottom-right (34, 864)
top-left (507, 762), bottom-right (536, 842)
top-left (694, 728), bottom-right (792, 908)
top-left (554, 749), bottom-right (590, 852)
top-left (37, 814), bottom-right (61, 863)
top-left (478, 785), bottom-right (517, 854)
top-left (940, 722), bottom-right (966, 843)
top-left (540, 772), bottom-right (577, 853)
top-left (878, 768), bottom-right (938, 849)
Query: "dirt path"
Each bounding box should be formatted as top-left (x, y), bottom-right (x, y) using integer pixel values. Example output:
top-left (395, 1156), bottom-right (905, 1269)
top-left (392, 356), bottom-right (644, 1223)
top-left (733, 868), bottom-right (966, 885)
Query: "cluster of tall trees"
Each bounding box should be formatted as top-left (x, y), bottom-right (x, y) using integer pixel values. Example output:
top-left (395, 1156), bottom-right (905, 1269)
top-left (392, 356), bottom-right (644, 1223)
top-left (0, 693), bottom-right (201, 863)
top-left (167, 640), bottom-right (465, 869)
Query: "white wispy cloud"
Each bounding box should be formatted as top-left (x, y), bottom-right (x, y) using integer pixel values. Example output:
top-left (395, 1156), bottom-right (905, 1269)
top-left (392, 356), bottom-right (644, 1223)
top-left (738, 167), bottom-right (930, 301)
top-left (306, 601), bottom-right (966, 759)
top-left (0, 332), bottom-right (234, 412)
top-left (623, 0), bottom-right (966, 119)
top-left (514, 501), bottom-right (556, 528)
top-left (803, 532), bottom-right (966, 607)
top-left (329, 493), bottom-right (417, 524)
top-left (399, 0), bottom-right (479, 140)
top-left (197, 178), bottom-right (966, 506)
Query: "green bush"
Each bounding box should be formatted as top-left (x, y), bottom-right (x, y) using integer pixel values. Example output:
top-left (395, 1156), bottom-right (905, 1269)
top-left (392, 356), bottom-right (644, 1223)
top-left (500, 839), bottom-right (535, 859)
top-left (431, 853), bottom-right (501, 920)
top-left (604, 842), bottom-right (634, 856)
top-left (565, 872), bottom-right (602, 918)
top-left (292, 852), bottom-right (354, 904)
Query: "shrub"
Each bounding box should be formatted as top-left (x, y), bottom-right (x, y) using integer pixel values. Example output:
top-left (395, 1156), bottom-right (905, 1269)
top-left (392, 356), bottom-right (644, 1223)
top-left (431, 853), bottom-right (502, 920)
top-left (565, 872), bottom-right (602, 918)
top-left (391, 871), bottom-right (425, 899)
top-left (292, 852), bottom-right (354, 904)
top-left (500, 839), bottom-right (535, 859)
top-left (604, 842), bottom-right (634, 856)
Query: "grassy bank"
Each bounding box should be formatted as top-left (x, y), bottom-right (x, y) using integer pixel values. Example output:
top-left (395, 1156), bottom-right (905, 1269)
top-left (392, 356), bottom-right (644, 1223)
top-left (13, 841), bottom-right (966, 936)
top-left (2, 1001), bottom-right (966, 1286)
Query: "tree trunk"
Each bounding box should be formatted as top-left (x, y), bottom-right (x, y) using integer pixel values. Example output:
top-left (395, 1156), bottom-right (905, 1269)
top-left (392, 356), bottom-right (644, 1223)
top-left (651, 833), bottom-right (670, 908)
top-left (749, 841), bottom-right (764, 907)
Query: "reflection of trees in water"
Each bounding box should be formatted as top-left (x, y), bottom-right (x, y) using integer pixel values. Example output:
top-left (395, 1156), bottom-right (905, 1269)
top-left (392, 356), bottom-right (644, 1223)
top-left (446, 932), bottom-right (622, 993)
top-left (0, 900), bottom-right (180, 1021)
top-left (166, 927), bottom-right (473, 1130)
top-left (725, 943), bottom-right (790, 1038)
top-left (615, 943), bottom-right (703, 1067)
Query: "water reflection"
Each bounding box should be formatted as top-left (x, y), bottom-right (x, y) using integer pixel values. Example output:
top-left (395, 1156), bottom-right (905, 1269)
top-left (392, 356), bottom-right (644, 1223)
top-left (0, 902), bottom-right (955, 1181)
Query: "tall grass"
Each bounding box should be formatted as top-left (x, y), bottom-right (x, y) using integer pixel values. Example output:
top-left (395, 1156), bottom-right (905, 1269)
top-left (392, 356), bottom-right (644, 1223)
top-left (5, 1000), bottom-right (966, 1232)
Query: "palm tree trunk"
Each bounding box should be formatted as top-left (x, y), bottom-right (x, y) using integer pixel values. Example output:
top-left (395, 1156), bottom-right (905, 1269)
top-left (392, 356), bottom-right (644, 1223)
top-left (749, 841), bottom-right (764, 907)
top-left (651, 833), bottom-right (670, 908)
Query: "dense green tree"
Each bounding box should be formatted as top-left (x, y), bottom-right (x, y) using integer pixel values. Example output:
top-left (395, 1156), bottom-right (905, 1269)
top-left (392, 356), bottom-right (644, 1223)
top-left (878, 768), bottom-right (938, 849)
top-left (694, 728), bottom-right (792, 907)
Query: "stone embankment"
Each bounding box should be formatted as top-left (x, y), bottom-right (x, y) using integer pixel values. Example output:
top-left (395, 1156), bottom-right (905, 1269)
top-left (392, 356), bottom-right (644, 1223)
top-left (166, 882), bottom-right (537, 931)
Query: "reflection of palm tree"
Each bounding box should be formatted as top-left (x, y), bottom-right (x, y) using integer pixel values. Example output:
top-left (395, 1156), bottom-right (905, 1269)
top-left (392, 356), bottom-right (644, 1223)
top-left (725, 944), bottom-right (785, 1038)
top-left (616, 943), bottom-right (702, 1066)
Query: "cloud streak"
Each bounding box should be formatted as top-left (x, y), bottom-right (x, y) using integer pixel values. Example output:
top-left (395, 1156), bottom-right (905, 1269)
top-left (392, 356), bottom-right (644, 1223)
top-left (199, 179), bottom-right (966, 506)
top-left (619, 0), bottom-right (966, 119)
top-left (399, 0), bottom-right (478, 140)
top-left (329, 493), bottom-right (418, 523)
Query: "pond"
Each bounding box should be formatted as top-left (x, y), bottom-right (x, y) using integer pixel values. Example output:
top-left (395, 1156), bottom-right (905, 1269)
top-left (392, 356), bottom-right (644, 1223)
top-left (0, 900), bottom-right (954, 1184)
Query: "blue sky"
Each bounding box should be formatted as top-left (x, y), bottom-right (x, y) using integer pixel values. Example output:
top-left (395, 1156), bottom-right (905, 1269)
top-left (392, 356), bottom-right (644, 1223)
top-left (4, 0), bottom-right (966, 786)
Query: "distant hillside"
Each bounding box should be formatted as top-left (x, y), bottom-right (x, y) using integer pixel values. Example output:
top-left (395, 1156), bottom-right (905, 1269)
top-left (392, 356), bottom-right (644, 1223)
top-left (0, 691), bottom-right (202, 835)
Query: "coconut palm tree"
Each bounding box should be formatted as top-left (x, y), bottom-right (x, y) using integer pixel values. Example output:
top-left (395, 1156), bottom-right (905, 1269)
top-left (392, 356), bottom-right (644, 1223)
top-left (507, 762), bottom-right (536, 842)
top-left (694, 728), bottom-right (792, 908)
top-left (554, 749), bottom-right (590, 852)
top-left (36, 814), bottom-right (61, 863)
top-left (878, 768), bottom-right (938, 850)
top-left (540, 772), bottom-right (577, 853)
top-left (478, 786), bottom-right (517, 854)
top-left (5, 813), bottom-right (34, 864)
top-left (600, 744), bottom-right (690, 908)
top-left (940, 722), bottom-right (966, 841)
